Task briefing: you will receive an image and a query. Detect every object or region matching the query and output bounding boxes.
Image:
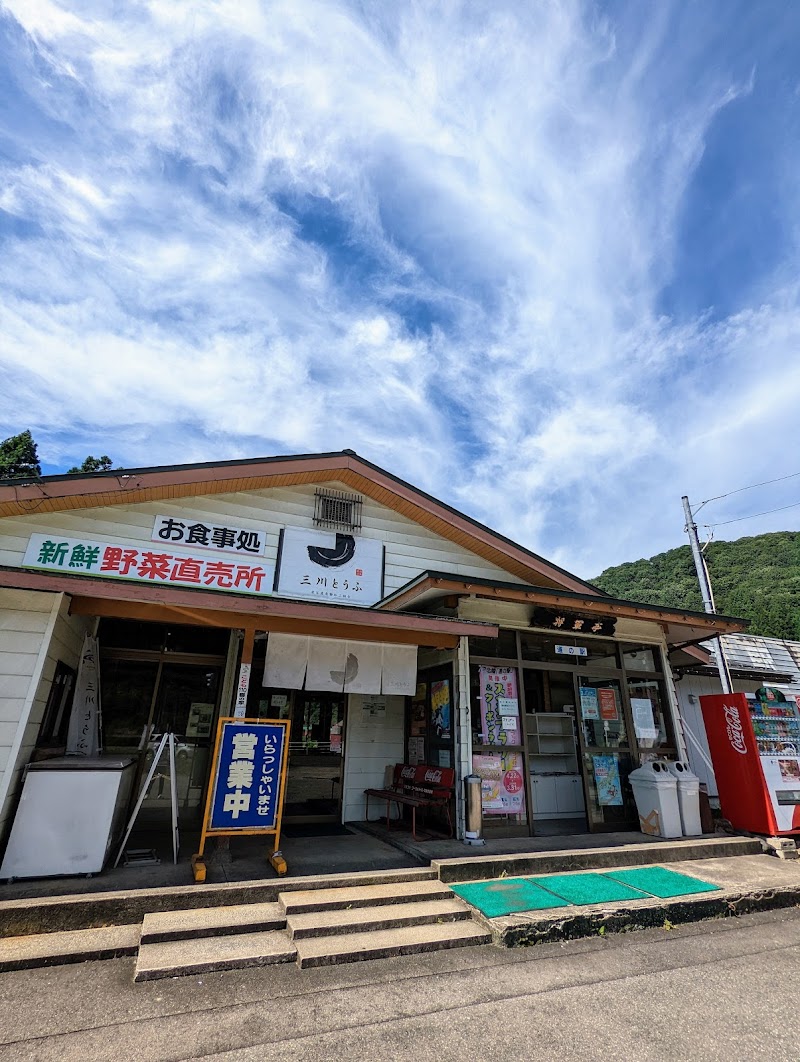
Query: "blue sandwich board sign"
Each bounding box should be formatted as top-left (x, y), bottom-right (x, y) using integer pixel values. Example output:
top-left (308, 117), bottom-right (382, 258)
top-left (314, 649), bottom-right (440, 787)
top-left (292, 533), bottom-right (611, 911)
top-left (192, 717), bottom-right (291, 882)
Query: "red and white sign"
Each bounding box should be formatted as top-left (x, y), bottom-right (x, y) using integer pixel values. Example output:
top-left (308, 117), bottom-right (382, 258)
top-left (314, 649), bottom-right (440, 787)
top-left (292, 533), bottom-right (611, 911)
top-left (22, 533), bottom-right (274, 596)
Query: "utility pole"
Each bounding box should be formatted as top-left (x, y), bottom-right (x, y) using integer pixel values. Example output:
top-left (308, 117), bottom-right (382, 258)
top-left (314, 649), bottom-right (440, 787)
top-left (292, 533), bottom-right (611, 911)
top-left (682, 495), bottom-right (733, 693)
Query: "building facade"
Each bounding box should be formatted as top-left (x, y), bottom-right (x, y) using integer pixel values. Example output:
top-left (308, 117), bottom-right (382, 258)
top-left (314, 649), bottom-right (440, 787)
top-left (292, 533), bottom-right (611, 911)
top-left (0, 451), bottom-right (745, 861)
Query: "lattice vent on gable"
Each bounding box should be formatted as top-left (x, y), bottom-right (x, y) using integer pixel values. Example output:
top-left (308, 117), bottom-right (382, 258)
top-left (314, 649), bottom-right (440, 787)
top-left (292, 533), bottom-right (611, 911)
top-left (313, 488), bottom-right (363, 531)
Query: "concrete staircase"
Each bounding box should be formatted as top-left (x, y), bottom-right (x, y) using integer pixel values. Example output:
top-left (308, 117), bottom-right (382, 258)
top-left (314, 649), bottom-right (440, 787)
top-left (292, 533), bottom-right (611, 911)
top-left (133, 878), bottom-right (490, 980)
top-left (0, 836), bottom-right (767, 980)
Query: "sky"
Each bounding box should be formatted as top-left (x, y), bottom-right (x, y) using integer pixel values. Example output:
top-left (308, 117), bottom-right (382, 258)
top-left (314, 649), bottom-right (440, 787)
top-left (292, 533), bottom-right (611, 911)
top-left (1, 0), bottom-right (800, 581)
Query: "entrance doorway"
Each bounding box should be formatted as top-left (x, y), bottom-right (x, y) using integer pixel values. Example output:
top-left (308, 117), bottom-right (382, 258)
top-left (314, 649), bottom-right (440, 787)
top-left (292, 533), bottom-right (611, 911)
top-left (98, 619), bottom-right (229, 821)
top-left (257, 690), bottom-right (346, 822)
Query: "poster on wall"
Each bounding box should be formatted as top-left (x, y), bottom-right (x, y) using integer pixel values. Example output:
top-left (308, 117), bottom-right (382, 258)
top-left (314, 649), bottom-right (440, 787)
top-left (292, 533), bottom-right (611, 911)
top-left (362, 696), bottom-right (387, 719)
top-left (410, 684), bottom-right (427, 736)
top-left (275, 527), bottom-right (384, 606)
top-left (407, 736), bottom-right (425, 765)
top-left (186, 703), bottom-right (215, 738)
top-left (472, 752), bottom-right (526, 816)
top-left (479, 666), bottom-right (521, 745)
top-left (592, 754), bottom-right (623, 806)
top-left (631, 697), bottom-right (659, 745)
top-left (431, 679), bottom-right (452, 740)
top-left (580, 687), bottom-right (600, 720)
top-left (598, 688), bottom-right (619, 721)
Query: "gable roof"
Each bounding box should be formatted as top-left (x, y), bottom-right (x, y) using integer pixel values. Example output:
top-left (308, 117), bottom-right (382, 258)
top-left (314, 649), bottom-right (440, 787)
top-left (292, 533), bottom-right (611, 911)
top-left (0, 449), bottom-right (602, 595)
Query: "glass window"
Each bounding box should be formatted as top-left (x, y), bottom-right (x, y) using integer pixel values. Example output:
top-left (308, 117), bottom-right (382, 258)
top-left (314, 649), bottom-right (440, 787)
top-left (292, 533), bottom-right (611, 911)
top-left (98, 619), bottom-right (229, 656)
top-left (468, 629), bottom-right (518, 660)
top-left (621, 645), bottom-right (661, 673)
top-left (520, 632), bottom-right (619, 670)
top-left (627, 677), bottom-right (675, 750)
top-left (582, 750), bottom-right (638, 829)
top-left (99, 618), bottom-right (164, 652)
top-left (577, 678), bottom-right (628, 748)
top-left (100, 659), bottom-right (160, 750)
top-left (164, 624), bottom-right (229, 656)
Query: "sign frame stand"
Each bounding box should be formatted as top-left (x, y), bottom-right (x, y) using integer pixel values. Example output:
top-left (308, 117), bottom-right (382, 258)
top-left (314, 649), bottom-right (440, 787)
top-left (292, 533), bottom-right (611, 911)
top-left (191, 716), bottom-right (291, 884)
top-left (114, 732), bottom-right (179, 868)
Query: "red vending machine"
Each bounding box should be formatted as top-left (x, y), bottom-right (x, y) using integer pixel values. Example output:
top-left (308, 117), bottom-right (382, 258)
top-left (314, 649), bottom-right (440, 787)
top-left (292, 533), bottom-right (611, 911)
top-left (700, 691), bottom-right (800, 835)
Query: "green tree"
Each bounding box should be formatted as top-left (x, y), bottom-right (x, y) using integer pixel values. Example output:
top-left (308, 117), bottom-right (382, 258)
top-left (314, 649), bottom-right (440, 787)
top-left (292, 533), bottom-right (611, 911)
top-left (0, 430), bottom-right (41, 479)
top-left (68, 455), bottom-right (114, 474)
top-left (593, 531), bottom-right (800, 641)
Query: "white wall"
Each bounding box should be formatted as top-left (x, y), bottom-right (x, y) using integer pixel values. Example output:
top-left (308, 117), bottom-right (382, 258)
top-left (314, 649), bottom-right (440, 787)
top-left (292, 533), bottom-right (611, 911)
top-left (341, 693), bottom-right (405, 823)
top-left (0, 590), bottom-right (92, 842)
top-left (0, 480), bottom-right (526, 601)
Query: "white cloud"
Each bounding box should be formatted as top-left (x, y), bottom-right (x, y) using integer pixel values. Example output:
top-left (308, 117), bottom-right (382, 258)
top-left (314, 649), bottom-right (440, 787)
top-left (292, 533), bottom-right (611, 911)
top-left (1, 1), bottom-right (798, 578)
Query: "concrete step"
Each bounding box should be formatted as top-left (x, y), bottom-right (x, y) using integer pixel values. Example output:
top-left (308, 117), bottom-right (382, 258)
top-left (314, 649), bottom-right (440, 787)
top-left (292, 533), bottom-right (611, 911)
top-left (141, 901), bottom-right (286, 944)
top-left (0, 866), bottom-right (436, 938)
top-left (287, 897), bottom-right (471, 939)
top-left (134, 930), bottom-right (297, 982)
top-left (280, 878), bottom-right (451, 915)
top-left (433, 836), bottom-right (764, 883)
top-left (294, 920), bottom-right (492, 968)
top-left (0, 924), bottom-right (140, 972)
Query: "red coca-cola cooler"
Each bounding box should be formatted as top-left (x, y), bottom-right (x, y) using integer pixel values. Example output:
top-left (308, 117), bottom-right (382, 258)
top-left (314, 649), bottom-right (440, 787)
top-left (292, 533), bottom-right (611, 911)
top-left (700, 691), bottom-right (800, 835)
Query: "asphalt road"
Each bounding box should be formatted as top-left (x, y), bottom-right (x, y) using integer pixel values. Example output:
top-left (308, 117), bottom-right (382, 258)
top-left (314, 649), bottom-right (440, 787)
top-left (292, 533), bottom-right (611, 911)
top-left (1, 907), bottom-right (798, 1061)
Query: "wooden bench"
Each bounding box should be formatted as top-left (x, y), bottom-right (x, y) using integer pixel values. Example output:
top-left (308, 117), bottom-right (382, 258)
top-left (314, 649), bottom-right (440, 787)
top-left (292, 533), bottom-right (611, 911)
top-left (364, 764), bottom-right (455, 841)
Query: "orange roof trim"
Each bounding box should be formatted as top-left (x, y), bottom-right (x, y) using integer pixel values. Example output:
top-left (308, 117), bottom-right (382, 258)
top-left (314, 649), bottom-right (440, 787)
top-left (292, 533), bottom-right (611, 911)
top-left (0, 450), bottom-right (600, 595)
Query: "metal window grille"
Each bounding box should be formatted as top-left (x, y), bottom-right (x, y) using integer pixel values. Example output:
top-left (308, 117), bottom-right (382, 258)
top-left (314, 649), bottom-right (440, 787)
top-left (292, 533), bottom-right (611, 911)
top-left (313, 489), bottom-right (363, 531)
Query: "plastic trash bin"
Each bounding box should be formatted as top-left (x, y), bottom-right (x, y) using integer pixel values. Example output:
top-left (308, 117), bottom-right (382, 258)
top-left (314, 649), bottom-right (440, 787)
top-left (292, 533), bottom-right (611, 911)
top-left (663, 760), bottom-right (702, 836)
top-left (463, 775), bottom-right (485, 846)
top-left (628, 761), bottom-right (682, 838)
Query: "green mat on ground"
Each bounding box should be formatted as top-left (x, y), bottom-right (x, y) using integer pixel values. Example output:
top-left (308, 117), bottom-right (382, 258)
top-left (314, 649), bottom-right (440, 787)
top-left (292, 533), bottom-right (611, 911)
top-left (603, 866), bottom-right (721, 898)
top-left (450, 878), bottom-right (571, 917)
top-left (530, 872), bottom-right (650, 906)
top-left (450, 866), bottom-right (722, 918)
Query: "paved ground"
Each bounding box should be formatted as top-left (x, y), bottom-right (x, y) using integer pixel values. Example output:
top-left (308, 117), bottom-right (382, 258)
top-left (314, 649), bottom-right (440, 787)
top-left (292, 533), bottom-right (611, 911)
top-left (0, 823), bottom-right (678, 901)
top-left (0, 906), bottom-right (798, 1060)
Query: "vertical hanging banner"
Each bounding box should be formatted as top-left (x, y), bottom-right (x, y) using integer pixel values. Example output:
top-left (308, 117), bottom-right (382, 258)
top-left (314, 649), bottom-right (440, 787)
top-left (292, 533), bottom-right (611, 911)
top-left (479, 666), bottom-right (521, 745)
top-left (234, 663), bottom-right (252, 718)
top-left (66, 633), bottom-right (101, 756)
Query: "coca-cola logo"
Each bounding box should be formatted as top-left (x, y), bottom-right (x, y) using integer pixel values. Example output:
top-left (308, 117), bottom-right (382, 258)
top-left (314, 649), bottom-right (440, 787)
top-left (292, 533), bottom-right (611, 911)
top-left (723, 704), bottom-right (748, 755)
top-left (424, 769), bottom-right (443, 783)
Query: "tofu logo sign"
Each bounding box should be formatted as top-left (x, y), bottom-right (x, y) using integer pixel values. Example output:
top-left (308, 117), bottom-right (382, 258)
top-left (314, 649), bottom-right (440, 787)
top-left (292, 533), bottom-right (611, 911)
top-left (276, 527), bottom-right (384, 606)
top-left (307, 533), bottom-right (356, 567)
top-left (723, 704), bottom-right (748, 755)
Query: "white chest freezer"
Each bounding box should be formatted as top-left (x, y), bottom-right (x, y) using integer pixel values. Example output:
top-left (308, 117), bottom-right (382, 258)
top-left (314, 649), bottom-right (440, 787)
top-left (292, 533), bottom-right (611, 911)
top-left (0, 756), bottom-right (135, 879)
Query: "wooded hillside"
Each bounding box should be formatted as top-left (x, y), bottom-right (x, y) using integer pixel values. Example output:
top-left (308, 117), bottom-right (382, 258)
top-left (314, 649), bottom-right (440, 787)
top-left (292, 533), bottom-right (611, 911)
top-left (592, 531), bottom-right (800, 641)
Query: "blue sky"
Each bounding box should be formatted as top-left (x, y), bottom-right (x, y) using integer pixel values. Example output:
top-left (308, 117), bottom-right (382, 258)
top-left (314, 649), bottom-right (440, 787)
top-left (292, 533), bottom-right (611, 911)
top-left (1, 1), bottom-right (800, 579)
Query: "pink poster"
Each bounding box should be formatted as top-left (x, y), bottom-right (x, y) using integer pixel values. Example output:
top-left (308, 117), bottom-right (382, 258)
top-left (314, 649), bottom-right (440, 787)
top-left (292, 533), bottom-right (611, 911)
top-left (479, 666), bottom-right (521, 745)
top-left (472, 752), bottom-right (526, 816)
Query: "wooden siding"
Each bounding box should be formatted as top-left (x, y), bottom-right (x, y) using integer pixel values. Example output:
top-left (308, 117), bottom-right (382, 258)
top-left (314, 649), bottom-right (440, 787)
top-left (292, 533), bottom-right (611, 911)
top-left (0, 591), bottom-right (84, 842)
top-left (341, 694), bottom-right (406, 823)
top-left (0, 481), bottom-right (528, 599)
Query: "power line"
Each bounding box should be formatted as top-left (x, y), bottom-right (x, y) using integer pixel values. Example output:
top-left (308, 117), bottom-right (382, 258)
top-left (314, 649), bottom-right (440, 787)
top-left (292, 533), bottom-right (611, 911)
top-left (704, 499), bottom-right (800, 528)
top-left (695, 469), bottom-right (800, 512)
